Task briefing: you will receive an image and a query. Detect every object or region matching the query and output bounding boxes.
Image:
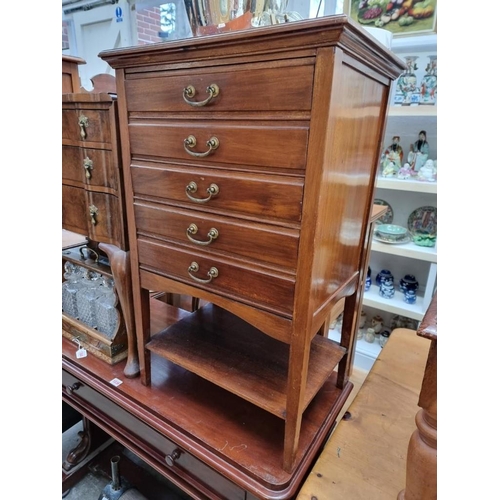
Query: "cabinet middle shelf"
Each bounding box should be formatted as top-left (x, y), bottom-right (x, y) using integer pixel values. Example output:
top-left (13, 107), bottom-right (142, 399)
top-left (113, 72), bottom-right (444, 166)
top-left (146, 303), bottom-right (345, 419)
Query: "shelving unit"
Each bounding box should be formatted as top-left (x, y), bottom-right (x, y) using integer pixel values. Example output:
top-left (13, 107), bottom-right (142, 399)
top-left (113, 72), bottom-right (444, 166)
top-left (356, 34), bottom-right (438, 368)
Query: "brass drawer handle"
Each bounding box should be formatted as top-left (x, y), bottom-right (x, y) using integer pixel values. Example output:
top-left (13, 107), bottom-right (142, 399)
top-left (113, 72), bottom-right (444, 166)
top-left (79, 246), bottom-right (100, 264)
top-left (89, 205), bottom-right (99, 225)
top-left (188, 262), bottom-right (218, 284)
top-left (165, 449), bottom-right (181, 467)
top-left (183, 135), bottom-right (219, 158)
top-left (83, 157), bottom-right (93, 179)
top-left (78, 114), bottom-right (89, 140)
top-left (183, 83), bottom-right (219, 107)
top-left (186, 223), bottom-right (219, 246)
top-left (185, 181), bottom-right (219, 203)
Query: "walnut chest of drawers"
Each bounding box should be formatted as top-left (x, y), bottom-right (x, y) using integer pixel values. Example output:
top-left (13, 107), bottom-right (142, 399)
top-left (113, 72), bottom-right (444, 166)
top-left (62, 92), bottom-right (127, 250)
top-left (100, 15), bottom-right (404, 476)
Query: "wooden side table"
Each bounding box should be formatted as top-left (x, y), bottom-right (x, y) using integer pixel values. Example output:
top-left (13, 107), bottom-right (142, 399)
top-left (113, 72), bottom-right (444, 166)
top-left (297, 326), bottom-right (430, 499)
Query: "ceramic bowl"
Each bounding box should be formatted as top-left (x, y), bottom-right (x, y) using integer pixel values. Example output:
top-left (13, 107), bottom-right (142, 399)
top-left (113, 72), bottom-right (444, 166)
top-left (376, 224), bottom-right (407, 236)
top-left (375, 224), bottom-right (408, 242)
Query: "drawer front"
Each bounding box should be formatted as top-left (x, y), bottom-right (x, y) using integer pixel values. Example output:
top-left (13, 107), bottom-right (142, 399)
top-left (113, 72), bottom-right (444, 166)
top-left (129, 120), bottom-right (308, 170)
top-left (86, 191), bottom-right (125, 247)
top-left (131, 164), bottom-right (304, 223)
top-left (62, 370), bottom-right (246, 500)
top-left (62, 185), bottom-right (124, 247)
top-left (125, 61), bottom-right (314, 113)
top-left (62, 185), bottom-right (88, 235)
top-left (134, 201), bottom-right (299, 270)
top-left (62, 108), bottom-right (112, 145)
top-left (138, 238), bottom-right (295, 316)
top-left (63, 145), bottom-right (119, 191)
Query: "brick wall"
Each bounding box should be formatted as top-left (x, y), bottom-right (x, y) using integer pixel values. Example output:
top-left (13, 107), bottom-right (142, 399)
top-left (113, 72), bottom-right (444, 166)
top-left (136, 6), bottom-right (163, 45)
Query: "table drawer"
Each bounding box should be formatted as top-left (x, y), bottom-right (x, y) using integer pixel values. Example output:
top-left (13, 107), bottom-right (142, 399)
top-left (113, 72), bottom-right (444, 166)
top-left (62, 370), bottom-right (246, 500)
top-left (62, 108), bottom-right (112, 145)
top-left (125, 60), bottom-right (314, 113)
top-left (134, 201), bottom-right (299, 270)
top-left (63, 145), bottom-right (119, 191)
top-left (131, 163), bottom-right (304, 223)
top-left (137, 238), bottom-right (295, 317)
top-left (129, 120), bottom-right (308, 170)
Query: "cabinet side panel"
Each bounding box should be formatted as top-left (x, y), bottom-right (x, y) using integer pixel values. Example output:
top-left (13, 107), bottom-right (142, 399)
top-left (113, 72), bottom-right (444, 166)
top-left (311, 56), bottom-right (389, 316)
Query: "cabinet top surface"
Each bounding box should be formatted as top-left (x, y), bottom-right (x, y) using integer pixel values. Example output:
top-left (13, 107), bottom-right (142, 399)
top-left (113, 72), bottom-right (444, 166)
top-left (99, 14), bottom-right (404, 77)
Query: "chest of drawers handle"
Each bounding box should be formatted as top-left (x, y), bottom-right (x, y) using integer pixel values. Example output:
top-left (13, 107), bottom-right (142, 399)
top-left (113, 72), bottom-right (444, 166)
top-left (78, 114), bottom-right (89, 140)
top-left (188, 262), bottom-right (219, 284)
top-left (186, 223), bottom-right (219, 246)
top-left (165, 449), bottom-right (181, 467)
top-left (183, 83), bottom-right (219, 107)
top-left (185, 181), bottom-right (219, 203)
top-left (89, 204), bottom-right (99, 225)
top-left (83, 157), bottom-right (93, 179)
top-left (183, 135), bottom-right (219, 158)
top-left (66, 382), bottom-right (82, 395)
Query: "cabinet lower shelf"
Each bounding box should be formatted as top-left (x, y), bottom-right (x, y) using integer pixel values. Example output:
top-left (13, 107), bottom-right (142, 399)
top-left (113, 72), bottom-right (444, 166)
top-left (363, 286), bottom-right (429, 321)
top-left (147, 303), bottom-right (345, 419)
top-left (62, 298), bottom-right (353, 499)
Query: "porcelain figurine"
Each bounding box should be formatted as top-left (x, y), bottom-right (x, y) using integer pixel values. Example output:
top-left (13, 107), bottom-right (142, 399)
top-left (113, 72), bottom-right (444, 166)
top-left (382, 160), bottom-right (398, 177)
top-left (417, 159), bottom-right (437, 182)
top-left (397, 162), bottom-right (412, 180)
top-left (371, 315), bottom-right (384, 333)
top-left (359, 310), bottom-right (367, 329)
top-left (381, 135), bottom-right (403, 173)
top-left (408, 130), bottom-right (430, 172)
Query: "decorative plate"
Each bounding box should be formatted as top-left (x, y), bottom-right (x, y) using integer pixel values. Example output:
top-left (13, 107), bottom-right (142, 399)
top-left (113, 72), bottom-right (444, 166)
top-left (373, 199), bottom-right (394, 225)
top-left (407, 206), bottom-right (437, 237)
top-left (374, 233), bottom-right (411, 245)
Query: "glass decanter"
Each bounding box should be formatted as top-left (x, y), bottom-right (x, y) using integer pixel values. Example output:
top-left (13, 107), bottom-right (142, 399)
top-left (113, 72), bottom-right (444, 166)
top-left (62, 262), bottom-right (85, 319)
top-left (95, 276), bottom-right (119, 338)
top-left (76, 270), bottom-right (104, 329)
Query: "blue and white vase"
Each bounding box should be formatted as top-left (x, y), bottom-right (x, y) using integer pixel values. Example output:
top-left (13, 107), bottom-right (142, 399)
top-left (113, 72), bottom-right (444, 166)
top-left (376, 269), bottom-right (393, 287)
top-left (400, 274), bottom-right (419, 304)
top-left (365, 266), bottom-right (372, 292)
top-left (379, 273), bottom-right (395, 299)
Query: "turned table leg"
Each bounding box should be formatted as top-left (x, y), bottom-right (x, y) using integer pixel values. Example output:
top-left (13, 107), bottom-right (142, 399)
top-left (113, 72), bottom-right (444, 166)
top-left (398, 293), bottom-right (437, 500)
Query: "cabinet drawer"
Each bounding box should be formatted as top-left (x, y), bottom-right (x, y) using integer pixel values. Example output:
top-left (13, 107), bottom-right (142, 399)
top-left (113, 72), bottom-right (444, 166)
top-left (63, 145), bottom-right (119, 191)
top-left (62, 184), bottom-right (88, 236)
top-left (134, 202), bottom-right (299, 270)
top-left (62, 370), bottom-right (246, 500)
top-left (62, 108), bottom-right (112, 145)
top-left (62, 185), bottom-right (125, 247)
top-left (129, 120), bottom-right (308, 170)
top-left (138, 238), bottom-right (295, 316)
top-left (131, 163), bottom-right (304, 223)
top-left (125, 61), bottom-right (314, 113)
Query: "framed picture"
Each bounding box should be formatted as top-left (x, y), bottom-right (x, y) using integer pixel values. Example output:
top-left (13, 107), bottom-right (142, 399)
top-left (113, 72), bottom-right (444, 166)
top-left (346, 1), bottom-right (437, 37)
